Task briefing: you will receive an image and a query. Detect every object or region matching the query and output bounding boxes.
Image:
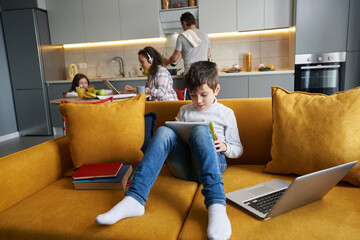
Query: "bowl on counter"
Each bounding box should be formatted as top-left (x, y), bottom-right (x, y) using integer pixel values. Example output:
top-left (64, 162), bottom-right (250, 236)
top-left (167, 68), bottom-right (181, 75)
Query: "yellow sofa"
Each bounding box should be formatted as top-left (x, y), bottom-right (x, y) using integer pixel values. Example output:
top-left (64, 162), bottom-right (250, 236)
top-left (0, 98), bottom-right (359, 240)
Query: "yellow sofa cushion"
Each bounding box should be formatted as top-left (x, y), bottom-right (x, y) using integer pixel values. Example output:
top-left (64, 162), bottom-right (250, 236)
top-left (265, 87), bottom-right (360, 186)
top-left (179, 165), bottom-right (360, 240)
top-left (60, 94), bottom-right (145, 168)
top-left (145, 98), bottom-right (273, 165)
top-left (0, 136), bottom-right (72, 212)
top-left (0, 166), bottom-right (198, 240)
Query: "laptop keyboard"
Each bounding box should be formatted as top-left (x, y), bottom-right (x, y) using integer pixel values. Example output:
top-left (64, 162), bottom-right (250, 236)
top-left (244, 189), bottom-right (286, 214)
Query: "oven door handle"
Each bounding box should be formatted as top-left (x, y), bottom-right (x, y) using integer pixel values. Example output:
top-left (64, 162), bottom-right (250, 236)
top-left (301, 64), bottom-right (341, 70)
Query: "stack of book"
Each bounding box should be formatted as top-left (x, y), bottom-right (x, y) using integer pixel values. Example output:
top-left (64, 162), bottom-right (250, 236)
top-left (72, 162), bottom-right (133, 190)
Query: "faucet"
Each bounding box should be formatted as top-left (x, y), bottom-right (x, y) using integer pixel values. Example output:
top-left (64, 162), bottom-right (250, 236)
top-left (112, 57), bottom-right (125, 77)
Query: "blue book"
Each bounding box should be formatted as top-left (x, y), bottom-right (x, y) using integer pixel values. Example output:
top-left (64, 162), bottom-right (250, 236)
top-left (73, 165), bottom-right (132, 190)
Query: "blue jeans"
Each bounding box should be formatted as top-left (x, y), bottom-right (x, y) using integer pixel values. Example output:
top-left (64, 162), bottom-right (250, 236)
top-left (125, 125), bottom-right (227, 208)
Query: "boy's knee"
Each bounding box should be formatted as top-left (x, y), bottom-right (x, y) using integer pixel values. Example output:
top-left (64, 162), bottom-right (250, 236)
top-left (190, 125), bottom-right (210, 137)
top-left (156, 126), bottom-right (177, 138)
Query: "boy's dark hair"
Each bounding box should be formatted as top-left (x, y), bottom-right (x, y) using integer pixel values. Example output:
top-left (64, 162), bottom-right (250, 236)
top-left (184, 61), bottom-right (219, 92)
top-left (180, 12), bottom-right (195, 27)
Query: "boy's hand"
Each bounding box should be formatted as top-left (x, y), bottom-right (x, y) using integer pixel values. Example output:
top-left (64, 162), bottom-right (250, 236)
top-left (214, 134), bottom-right (227, 152)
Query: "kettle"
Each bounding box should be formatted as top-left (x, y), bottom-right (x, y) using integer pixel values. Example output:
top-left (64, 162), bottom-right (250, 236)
top-left (68, 64), bottom-right (78, 80)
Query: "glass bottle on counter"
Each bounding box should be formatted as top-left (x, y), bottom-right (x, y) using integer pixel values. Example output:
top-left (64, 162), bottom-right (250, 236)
top-left (245, 52), bottom-right (252, 72)
top-left (189, 0), bottom-right (196, 6)
top-left (163, 0), bottom-right (169, 9)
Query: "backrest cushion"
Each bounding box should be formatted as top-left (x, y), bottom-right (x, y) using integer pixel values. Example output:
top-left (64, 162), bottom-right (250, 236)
top-left (265, 87), bottom-right (360, 186)
top-left (60, 94), bottom-right (145, 168)
top-left (145, 98), bottom-right (273, 165)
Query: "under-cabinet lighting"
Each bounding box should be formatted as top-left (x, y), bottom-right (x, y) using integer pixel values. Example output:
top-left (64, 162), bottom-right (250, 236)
top-left (208, 27), bottom-right (293, 38)
top-left (63, 37), bottom-right (167, 48)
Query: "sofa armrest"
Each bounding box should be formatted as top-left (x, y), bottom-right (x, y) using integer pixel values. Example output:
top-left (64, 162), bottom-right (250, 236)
top-left (0, 136), bottom-right (73, 212)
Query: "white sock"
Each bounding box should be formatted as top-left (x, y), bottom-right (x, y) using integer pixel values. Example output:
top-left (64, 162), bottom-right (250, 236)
top-left (95, 196), bottom-right (145, 225)
top-left (207, 204), bottom-right (232, 240)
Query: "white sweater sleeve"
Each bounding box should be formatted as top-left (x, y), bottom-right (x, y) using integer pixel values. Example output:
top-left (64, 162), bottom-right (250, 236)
top-left (223, 112), bottom-right (243, 159)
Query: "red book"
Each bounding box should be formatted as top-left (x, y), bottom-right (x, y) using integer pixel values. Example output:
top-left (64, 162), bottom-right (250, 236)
top-left (72, 162), bottom-right (123, 180)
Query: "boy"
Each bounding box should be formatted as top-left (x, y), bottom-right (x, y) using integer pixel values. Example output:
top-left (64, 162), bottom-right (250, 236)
top-left (95, 61), bottom-right (243, 240)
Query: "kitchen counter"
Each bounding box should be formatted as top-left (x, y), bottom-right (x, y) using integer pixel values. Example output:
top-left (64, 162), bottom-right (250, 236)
top-left (45, 70), bottom-right (294, 84)
top-left (219, 69), bottom-right (294, 77)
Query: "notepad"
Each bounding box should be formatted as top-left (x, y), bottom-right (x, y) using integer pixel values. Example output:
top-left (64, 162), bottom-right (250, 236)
top-left (73, 165), bottom-right (132, 190)
top-left (72, 162), bottom-right (123, 180)
top-left (165, 121), bottom-right (216, 143)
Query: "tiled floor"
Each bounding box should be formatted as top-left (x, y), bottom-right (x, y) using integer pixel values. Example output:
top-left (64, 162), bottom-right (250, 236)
top-left (0, 135), bottom-right (60, 158)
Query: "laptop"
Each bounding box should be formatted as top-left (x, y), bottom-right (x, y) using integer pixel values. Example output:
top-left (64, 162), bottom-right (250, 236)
top-left (103, 79), bottom-right (120, 95)
top-left (226, 161), bottom-right (357, 220)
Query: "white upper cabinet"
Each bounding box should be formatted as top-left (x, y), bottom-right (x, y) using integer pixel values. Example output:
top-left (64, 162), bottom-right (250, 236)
top-left (82, 0), bottom-right (121, 42)
top-left (237, 0), bottom-right (293, 31)
top-left (47, 0), bottom-right (162, 44)
top-left (237, 0), bottom-right (264, 31)
top-left (264, 0), bottom-right (293, 29)
top-left (198, 0), bottom-right (237, 33)
top-left (46, 0), bottom-right (86, 44)
top-left (119, 0), bottom-right (163, 40)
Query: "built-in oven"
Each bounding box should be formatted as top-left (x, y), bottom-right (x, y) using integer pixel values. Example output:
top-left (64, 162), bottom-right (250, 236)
top-left (295, 52), bottom-right (346, 95)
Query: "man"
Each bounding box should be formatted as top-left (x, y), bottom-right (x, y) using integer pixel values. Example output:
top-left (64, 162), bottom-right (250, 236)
top-left (163, 12), bottom-right (210, 74)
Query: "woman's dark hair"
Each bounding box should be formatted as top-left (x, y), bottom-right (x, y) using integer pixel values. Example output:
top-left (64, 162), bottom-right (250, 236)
top-left (138, 46), bottom-right (163, 77)
top-left (184, 61), bottom-right (218, 92)
top-left (69, 73), bottom-right (89, 92)
top-left (180, 12), bottom-right (196, 27)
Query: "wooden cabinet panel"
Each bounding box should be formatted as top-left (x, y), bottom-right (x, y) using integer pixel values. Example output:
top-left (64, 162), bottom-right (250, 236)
top-left (265, 0), bottom-right (293, 29)
top-left (83, 0), bottom-right (121, 42)
top-left (119, 0), bottom-right (163, 40)
top-left (347, 0), bottom-right (360, 51)
top-left (218, 76), bottom-right (249, 99)
top-left (345, 51), bottom-right (360, 90)
top-left (46, 0), bottom-right (86, 44)
top-left (199, 0), bottom-right (237, 33)
top-left (249, 74), bottom-right (294, 98)
top-left (237, 0), bottom-right (264, 31)
top-left (295, 0), bottom-right (349, 54)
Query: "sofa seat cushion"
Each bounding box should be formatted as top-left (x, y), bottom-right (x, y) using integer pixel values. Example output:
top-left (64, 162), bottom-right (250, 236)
top-left (179, 165), bottom-right (360, 240)
top-left (0, 166), bottom-right (198, 240)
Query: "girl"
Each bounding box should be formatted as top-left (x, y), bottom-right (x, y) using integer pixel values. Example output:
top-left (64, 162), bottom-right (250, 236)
top-left (122, 46), bottom-right (178, 101)
top-left (65, 73), bottom-right (90, 98)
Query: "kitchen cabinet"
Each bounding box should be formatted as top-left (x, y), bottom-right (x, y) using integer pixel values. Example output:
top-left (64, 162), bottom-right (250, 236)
top-left (347, 0), bottom-right (360, 52)
top-left (2, 9), bottom-right (61, 135)
top-left (83, 0), bottom-right (121, 42)
top-left (47, 0), bottom-right (163, 44)
top-left (344, 51), bottom-right (360, 90)
top-left (237, 0), bottom-right (293, 31)
top-left (295, 0), bottom-right (349, 54)
top-left (46, 0), bottom-right (86, 44)
top-left (264, 0), bottom-right (293, 29)
top-left (198, 0), bottom-right (237, 33)
top-left (218, 76), bottom-right (249, 99)
top-left (248, 74), bottom-right (294, 98)
top-left (119, 0), bottom-right (163, 40)
top-left (344, 0), bottom-right (360, 90)
top-left (0, 0), bottom-right (46, 10)
top-left (0, 16), bottom-right (18, 137)
top-left (160, 7), bottom-right (198, 34)
top-left (237, 0), bottom-right (264, 31)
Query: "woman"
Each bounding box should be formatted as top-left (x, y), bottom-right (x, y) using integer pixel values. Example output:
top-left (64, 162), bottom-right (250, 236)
top-left (65, 73), bottom-right (90, 98)
top-left (123, 46), bottom-right (178, 101)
